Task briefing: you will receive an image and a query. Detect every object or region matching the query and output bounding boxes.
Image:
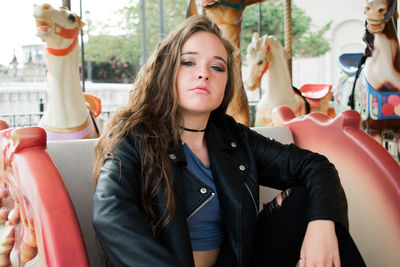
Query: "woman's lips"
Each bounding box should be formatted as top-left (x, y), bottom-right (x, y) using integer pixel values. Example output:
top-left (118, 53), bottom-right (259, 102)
top-left (190, 86), bottom-right (211, 94)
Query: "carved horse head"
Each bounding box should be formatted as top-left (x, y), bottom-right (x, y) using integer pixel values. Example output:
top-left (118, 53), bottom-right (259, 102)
top-left (33, 4), bottom-right (99, 140)
top-left (364, 0), bottom-right (396, 34)
top-left (33, 4), bottom-right (85, 56)
top-left (243, 33), bottom-right (289, 91)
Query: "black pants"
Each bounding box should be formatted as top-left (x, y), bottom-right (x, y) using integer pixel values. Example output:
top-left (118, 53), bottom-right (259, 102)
top-left (251, 187), bottom-right (366, 267)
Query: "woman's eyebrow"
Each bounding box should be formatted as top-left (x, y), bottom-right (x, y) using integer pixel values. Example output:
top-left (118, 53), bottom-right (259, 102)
top-left (181, 51), bottom-right (198, 56)
top-left (181, 52), bottom-right (227, 65)
top-left (214, 56), bottom-right (227, 65)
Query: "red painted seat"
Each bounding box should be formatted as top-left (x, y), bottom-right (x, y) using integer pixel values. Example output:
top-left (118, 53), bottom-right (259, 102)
top-left (273, 106), bottom-right (400, 266)
top-left (299, 83), bottom-right (332, 110)
top-left (0, 126), bottom-right (89, 266)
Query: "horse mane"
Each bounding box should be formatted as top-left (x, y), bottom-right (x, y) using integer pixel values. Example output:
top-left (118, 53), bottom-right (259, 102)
top-left (363, 22), bottom-right (374, 57)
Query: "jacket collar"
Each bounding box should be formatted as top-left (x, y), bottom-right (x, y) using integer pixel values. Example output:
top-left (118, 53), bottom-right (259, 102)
top-left (206, 112), bottom-right (240, 152)
top-left (168, 141), bottom-right (187, 164)
top-left (169, 113), bottom-right (239, 164)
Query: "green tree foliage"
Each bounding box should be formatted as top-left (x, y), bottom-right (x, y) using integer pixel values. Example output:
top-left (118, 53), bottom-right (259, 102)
top-left (241, 0), bottom-right (332, 57)
top-left (84, 0), bottom-right (331, 82)
top-left (84, 0), bottom-right (187, 82)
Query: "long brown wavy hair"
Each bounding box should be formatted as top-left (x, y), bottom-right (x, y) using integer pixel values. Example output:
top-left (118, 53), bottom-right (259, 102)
top-left (93, 15), bottom-right (238, 233)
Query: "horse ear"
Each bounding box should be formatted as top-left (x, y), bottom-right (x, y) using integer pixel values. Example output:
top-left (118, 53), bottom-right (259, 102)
top-left (76, 15), bottom-right (86, 28)
top-left (186, 0), bottom-right (198, 17)
top-left (264, 36), bottom-right (269, 46)
top-left (252, 32), bottom-right (260, 42)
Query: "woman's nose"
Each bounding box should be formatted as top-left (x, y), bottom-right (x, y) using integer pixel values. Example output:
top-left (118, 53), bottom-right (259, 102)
top-left (197, 74), bottom-right (209, 80)
top-left (197, 67), bottom-right (209, 81)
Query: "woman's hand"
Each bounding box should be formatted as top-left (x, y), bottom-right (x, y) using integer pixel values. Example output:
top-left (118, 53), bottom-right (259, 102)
top-left (299, 220), bottom-right (340, 267)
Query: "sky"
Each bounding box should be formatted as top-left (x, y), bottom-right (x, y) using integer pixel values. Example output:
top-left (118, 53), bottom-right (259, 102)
top-left (0, 0), bottom-right (130, 66)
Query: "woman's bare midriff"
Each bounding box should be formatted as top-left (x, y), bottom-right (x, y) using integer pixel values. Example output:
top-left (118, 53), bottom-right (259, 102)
top-left (193, 247), bottom-right (220, 267)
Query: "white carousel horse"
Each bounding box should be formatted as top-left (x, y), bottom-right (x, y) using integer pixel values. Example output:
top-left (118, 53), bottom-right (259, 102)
top-left (33, 3), bottom-right (100, 140)
top-left (243, 33), bottom-right (332, 126)
top-left (333, 0), bottom-right (400, 161)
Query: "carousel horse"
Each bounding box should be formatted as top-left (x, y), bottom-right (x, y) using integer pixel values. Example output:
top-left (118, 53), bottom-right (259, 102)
top-left (33, 3), bottom-right (100, 140)
top-left (243, 33), bottom-right (332, 126)
top-left (333, 0), bottom-right (400, 161)
top-left (186, 0), bottom-right (269, 125)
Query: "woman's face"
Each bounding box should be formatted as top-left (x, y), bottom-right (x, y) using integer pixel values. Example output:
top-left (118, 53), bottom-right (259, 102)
top-left (176, 31), bottom-right (228, 117)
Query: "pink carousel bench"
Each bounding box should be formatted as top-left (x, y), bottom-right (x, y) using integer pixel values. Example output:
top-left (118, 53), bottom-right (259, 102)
top-left (0, 107), bottom-right (399, 266)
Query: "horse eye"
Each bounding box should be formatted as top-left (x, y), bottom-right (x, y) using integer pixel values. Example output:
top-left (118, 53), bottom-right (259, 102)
top-left (68, 14), bottom-right (76, 22)
top-left (257, 60), bottom-right (263, 65)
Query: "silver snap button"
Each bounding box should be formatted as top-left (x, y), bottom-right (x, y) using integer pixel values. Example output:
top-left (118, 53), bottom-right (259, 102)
top-left (239, 165), bottom-right (246, 171)
top-left (231, 142), bottom-right (237, 148)
top-left (200, 188), bottom-right (207, 194)
top-left (169, 154), bottom-right (176, 160)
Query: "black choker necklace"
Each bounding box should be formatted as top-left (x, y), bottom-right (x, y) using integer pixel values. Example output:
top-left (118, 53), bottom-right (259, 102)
top-left (180, 126), bottom-right (206, 132)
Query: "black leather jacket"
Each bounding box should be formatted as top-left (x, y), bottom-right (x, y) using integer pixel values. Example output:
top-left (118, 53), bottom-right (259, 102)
top-left (93, 113), bottom-right (348, 267)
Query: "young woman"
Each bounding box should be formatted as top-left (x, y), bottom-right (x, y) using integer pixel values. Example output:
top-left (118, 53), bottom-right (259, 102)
top-left (92, 15), bottom-right (364, 267)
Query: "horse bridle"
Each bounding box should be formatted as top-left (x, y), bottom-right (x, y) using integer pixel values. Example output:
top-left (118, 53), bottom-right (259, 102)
top-left (259, 38), bottom-right (271, 81)
top-left (46, 23), bottom-right (80, 56)
top-left (384, 0), bottom-right (397, 21)
top-left (202, 0), bottom-right (246, 12)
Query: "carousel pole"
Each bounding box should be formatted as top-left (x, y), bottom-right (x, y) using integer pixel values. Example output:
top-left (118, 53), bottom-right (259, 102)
top-left (397, 0), bottom-right (399, 37)
top-left (258, 3), bottom-right (262, 36)
top-left (62, 0), bottom-right (86, 91)
top-left (284, 0), bottom-right (292, 79)
top-left (140, 0), bottom-right (147, 65)
top-left (79, 0), bottom-right (85, 91)
top-left (62, 0), bottom-right (71, 10)
top-left (159, 0), bottom-right (165, 40)
top-left (258, 3), bottom-right (262, 100)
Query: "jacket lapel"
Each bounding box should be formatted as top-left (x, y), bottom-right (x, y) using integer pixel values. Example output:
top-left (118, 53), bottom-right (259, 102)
top-left (161, 145), bottom-right (195, 266)
top-left (206, 121), bottom-right (246, 265)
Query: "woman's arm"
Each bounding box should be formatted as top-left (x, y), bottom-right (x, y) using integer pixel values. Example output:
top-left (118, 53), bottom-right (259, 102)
top-left (245, 125), bottom-right (348, 228)
top-left (244, 126), bottom-right (346, 266)
top-left (92, 138), bottom-right (182, 267)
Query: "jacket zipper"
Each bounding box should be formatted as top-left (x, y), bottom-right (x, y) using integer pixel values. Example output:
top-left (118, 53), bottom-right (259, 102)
top-left (244, 182), bottom-right (258, 216)
top-left (186, 192), bottom-right (215, 220)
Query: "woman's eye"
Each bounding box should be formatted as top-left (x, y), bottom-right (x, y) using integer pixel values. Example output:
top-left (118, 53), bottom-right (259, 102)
top-left (211, 65), bottom-right (225, 72)
top-left (181, 61), bottom-right (194, 66)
